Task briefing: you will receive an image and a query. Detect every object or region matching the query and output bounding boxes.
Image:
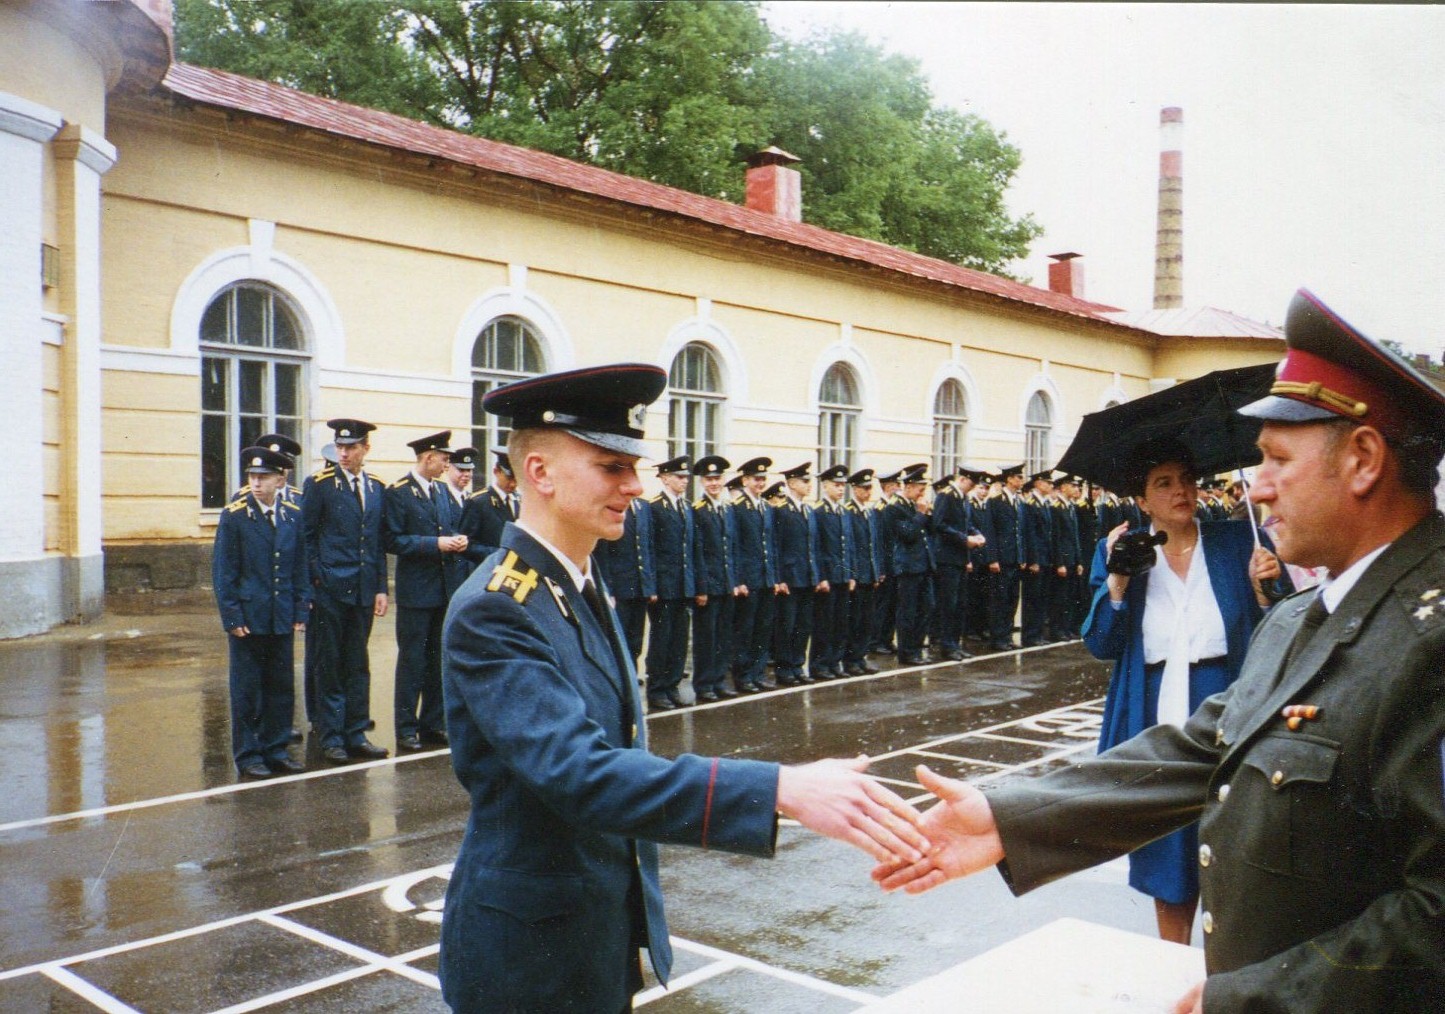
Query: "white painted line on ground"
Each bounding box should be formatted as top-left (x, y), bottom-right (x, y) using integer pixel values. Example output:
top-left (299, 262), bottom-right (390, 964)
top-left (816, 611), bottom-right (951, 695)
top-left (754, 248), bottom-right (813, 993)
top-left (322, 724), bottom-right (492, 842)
top-left (971, 731), bottom-right (1072, 747)
top-left (208, 964), bottom-right (381, 1014)
top-left (259, 913), bottom-right (440, 990)
top-left (668, 936), bottom-right (881, 1003)
top-left (634, 959), bottom-right (737, 1005)
top-left (40, 966), bottom-right (142, 1014)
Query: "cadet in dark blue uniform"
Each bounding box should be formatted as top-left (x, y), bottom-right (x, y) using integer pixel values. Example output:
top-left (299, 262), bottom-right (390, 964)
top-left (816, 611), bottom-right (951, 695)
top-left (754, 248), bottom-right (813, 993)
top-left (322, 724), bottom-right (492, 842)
top-left (888, 465), bottom-right (937, 665)
top-left (1019, 471), bottom-right (1055, 646)
top-left (439, 363), bottom-right (926, 1014)
top-left (386, 430), bottom-right (469, 751)
top-left (964, 471), bottom-right (995, 641)
top-left (443, 446), bottom-right (487, 584)
top-left (302, 419), bottom-right (390, 764)
top-left (985, 463), bottom-right (1026, 652)
top-left (1048, 475), bottom-right (1085, 640)
top-left (930, 469), bottom-right (985, 660)
top-left (728, 457), bottom-right (777, 693)
top-left (771, 462), bottom-right (820, 685)
top-left (870, 470), bottom-right (904, 654)
top-left (457, 449), bottom-right (517, 558)
top-left (593, 493), bottom-right (654, 664)
top-left (689, 455), bottom-right (738, 702)
top-left (645, 456), bottom-right (696, 710)
top-left (214, 447), bottom-right (310, 779)
top-left (809, 464), bottom-right (855, 680)
top-left (843, 469), bottom-right (883, 676)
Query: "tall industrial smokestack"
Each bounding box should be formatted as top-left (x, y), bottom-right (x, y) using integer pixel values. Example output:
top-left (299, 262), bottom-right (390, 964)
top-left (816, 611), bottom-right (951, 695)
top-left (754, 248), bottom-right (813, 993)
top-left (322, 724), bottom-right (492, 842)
top-left (1153, 106), bottom-right (1183, 309)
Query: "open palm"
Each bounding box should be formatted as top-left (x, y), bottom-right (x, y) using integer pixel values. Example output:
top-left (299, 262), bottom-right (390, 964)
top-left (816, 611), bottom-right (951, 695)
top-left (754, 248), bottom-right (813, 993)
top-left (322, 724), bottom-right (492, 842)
top-left (871, 765), bottom-right (1005, 894)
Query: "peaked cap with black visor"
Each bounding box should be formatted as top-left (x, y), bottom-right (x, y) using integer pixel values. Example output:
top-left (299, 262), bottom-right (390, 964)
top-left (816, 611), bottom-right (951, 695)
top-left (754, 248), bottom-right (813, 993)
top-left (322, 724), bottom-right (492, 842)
top-left (481, 363), bottom-right (667, 458)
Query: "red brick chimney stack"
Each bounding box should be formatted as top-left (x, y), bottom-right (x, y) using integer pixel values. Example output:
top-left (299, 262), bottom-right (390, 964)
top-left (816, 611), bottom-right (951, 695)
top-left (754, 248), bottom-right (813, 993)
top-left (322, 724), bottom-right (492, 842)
top-left (745, 146), bottom-right (802, 222)
top-left (1153, 106), bottom-right (1184, 309)
top-left (1047, 252), bottom-right (1085, 299)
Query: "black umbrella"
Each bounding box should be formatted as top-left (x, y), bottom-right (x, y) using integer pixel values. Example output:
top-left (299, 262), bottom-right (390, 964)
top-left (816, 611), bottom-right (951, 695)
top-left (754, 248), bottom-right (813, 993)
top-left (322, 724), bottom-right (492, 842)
top-left (1056, 363), bottom-right (1276, 490)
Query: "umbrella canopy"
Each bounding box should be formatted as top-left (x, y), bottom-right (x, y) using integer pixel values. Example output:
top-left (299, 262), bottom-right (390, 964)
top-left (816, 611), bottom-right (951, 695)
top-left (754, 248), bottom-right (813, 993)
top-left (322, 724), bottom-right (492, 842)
top-left (1057, 364), bottom-right (1277, 491)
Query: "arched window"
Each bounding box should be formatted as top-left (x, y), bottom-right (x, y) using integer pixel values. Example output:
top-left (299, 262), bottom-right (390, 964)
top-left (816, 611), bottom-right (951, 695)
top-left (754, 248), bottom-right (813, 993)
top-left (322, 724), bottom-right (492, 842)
top-left (818, 363), bottom-right (861, 472)
top-left (932, 380), bottom-right (968, 478)
top-left (1025, 391), bottom-right (1053, 474)
top-left (471, 316), bottom-right (544, 463)
top-left (668, 343), bottom-right (723, 475)
top-left (200, 283), bottom-right (308, 508)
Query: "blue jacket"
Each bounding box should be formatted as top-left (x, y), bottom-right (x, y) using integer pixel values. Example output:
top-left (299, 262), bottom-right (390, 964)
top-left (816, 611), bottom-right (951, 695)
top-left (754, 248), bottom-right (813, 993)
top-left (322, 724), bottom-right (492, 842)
top-left (439, 527), bottom-right (779, 1012)
top-left (1049, 497), bottom-right (1083, 568)
top-left (457, 485), bottom-right (515, 558)
top-left (647, 492), bottom-right (696, 599)
top-left (931, 487), bottom-right (981, 568)
top-left (1083, 520), bottom-right (1284, 752)
top-left (691, 495), bottom-right (736, 596)
top-left (844, 499), bottom-right (881, 584)
top-left (729, 492), bottom-right (776, 590)
top-left (811, 498), bottom-right (854, 584)
top-left (888, 497), bottom-right (935, 576)
top-left (984, 492), bottom-right (1024, 567)
top-left (213, 493), bottom-right (310, 634)
top-left (873, 494), bottom-right (905, 578)
top-left (301, 466), bottom-right (388, 605)
top-left (1021, 492), bottom-right (1053, 567)
top-left (772, 496), bottom-right (819, 589)
top-left (385, 473), bottom-right (468, 608)
top-left (594, 498), bottom-right (655, 601)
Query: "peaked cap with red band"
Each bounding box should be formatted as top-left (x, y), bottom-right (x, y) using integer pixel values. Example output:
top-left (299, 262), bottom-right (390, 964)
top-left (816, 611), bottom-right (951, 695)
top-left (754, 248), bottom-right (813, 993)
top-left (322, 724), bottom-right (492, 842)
top-left (1240, 289), bottom-right (1445, 441)
top-left (482, 363), bottom-right (666, 458)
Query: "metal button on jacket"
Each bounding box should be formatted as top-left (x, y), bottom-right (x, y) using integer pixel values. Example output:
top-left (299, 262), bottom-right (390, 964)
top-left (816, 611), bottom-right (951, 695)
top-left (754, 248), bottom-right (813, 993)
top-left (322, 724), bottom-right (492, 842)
top-left (1216, 783), bottom-right (1230, 802)
top-left (1202, 911), bottom-right (1215, 934)
top-left (1199, 843), bottom-right (1213, 867)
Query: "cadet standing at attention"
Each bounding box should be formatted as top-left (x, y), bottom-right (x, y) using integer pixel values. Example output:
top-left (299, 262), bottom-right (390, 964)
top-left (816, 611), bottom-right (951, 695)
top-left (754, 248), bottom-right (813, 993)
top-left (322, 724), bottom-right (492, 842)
top-left (689, 455), bottom-right (739, 702)
top-left (214, 446), bottom-right (310, 779)
top-left (888, 465), bottom-right (936, 666)
top-left (594, 491), bottom-right (654, 665)
top-left (843, 469), bottom-right (883, 676)
top-left (772, 462), bottom-right (820, 686)
top-left (439, 364), bottom-right (927, 1013)
top-left (457, 449), bottom-right (517, 558)
top-left (302, 419), bottom-right (389, 764)
top-left (985, 463), bottom-right (1026, 652)
top-left (386, 431), bottom-right (467, 751)
top-left (870, 470), bottom-right (904, 655)
top-left (728, 456), bottom-right (777, 693)
top-left (645, 456), bottom-right (696, 710)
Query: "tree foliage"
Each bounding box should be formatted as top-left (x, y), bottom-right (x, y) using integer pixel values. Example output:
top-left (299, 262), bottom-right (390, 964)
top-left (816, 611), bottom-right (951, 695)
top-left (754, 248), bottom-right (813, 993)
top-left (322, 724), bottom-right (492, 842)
top-left (174, 0), bottom-right (1041, 274)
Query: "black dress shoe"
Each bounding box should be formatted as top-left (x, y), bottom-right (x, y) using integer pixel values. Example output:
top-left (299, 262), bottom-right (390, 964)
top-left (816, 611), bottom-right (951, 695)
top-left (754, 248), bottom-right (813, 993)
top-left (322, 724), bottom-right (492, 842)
top-left (717, 686), bottom-right (740, 699)
top-left (861, 660), bottom-right (881, 674)
top-left (364, 718), bottom-right (376, 731)
top-left (347, 740), bottom-right (390, 759)
top-left (944, 648), bottom-right (965, 661)
top-left (739, 683), bottom-right (762, 694)
top-left (666, 690), bottom-right (689, 707)
top-left (419, 729), bottom-right (450, 746)
top-left (989, 641), bottom-right (1017, 653)
top-left (844, 663), bottom-right (866, 677)
top-left (287, 728), bottom-right (303, 744)
top-left (239, 763), bottom-right (273, 780)
top-left (958, 649), bottom-right (975, 659)
top-left (696, 690), bottom-right (720, 703)
top-left (323, 746), bottom-right (351, 764)
top-left (898, 653), bottom-right (922, 665)
top-left (268, 756), bottom-right (306, 775)
top-left (647, 696), bottom-right (676, 711)
top-left (397, 735), bottom-right (423, 751)
top-left (872, 645), bottom-right (895, 655)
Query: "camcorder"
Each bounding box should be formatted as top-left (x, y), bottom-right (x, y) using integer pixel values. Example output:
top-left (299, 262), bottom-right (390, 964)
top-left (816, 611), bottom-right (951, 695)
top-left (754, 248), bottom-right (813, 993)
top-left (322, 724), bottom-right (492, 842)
top-left (1106, 529), bottom-right (1168, 576)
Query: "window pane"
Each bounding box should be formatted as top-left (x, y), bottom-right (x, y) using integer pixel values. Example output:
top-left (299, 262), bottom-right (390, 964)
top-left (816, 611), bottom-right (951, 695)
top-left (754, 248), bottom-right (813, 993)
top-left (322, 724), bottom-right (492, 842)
top-left (239, 359), bottom-right (266, 414)
top-left (200, 294), bottom-right (231, 346)
top-left (235, 287), bottom-right (266, 347)
top-left (271, 295), bottom-right (301, 351)
top-left (521, 332), bottom-right (542, 373)
top-left (201, 414), bottom-right (228, 509)
top-left (495, 319), bottom-right (519, 371)
top-left (201, 356), bottom-right (229, 411)
top-left (238, 415), bottom-right (265, 452)
top-left (274, 363), bottom-right (301, 417)
top-left (1027, 392), bottom-right (1051, 425)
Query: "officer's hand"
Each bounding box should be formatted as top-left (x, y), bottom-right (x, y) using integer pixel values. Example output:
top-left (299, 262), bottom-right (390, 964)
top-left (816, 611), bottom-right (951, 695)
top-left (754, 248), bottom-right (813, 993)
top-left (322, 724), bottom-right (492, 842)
top-left (988, 562), bottom-right (1000, 573)
top-left (848, 579), bottom-right (856, 591)
top-left (776, 756), bottom-right (928, 865)
top-left (1076, 565), bottom-right (1084, 576)
top-left (968, 534), bottom-right (986, 547)
top-left (648, 595), bottom-right (658, 604)
top-left (775, 583), bottom-right (789, 596)
top-left (735, 585), bottom-right (748, 597)
top-left (1056, 566), bottom-right (1067, 578)
top-left (374, 593), bottom-right (389, 617)
top-left (229, 626), bottom-right (249, 638)
top-left (293, 622), bottom-right (306, 632)
top-left (1028, 564), bottom-right (1039, 573)
top-left (695, 594), bottom-right (708, 607)
top-left (1172, 980), bottom-right (1204, 1014)
top-left (816, 580), bottom-right (830, 593)
top-left (871, 765), bottom-right (1004, 894)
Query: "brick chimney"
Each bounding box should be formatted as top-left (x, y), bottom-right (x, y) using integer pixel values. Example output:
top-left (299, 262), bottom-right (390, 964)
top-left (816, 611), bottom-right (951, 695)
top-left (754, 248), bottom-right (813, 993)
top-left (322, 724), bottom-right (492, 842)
top-left (1153, 107), bottom-right (1184, 309)
top-left (1047, 252), bottom-right (1085, 299)
top-left (745, 146), bottom-right (802, 222)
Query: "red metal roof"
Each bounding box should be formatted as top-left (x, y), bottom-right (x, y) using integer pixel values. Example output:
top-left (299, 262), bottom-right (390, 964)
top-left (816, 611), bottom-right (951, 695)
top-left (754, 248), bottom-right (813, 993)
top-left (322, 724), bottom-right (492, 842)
top-left (160, 62), bottom-right (1128, 325)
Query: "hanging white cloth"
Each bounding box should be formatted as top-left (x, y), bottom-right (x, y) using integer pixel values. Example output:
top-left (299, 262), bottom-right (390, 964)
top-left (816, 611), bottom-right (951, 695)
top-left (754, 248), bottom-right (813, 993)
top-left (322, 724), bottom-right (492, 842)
top-left (1142, 521), bottom-right (1227, 727)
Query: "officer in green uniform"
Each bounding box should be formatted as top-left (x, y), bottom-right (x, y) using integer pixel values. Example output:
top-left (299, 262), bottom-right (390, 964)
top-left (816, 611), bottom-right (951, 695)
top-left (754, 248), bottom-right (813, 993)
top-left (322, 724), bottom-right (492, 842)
top-left (874, 289), bottom-right (1445, 1012)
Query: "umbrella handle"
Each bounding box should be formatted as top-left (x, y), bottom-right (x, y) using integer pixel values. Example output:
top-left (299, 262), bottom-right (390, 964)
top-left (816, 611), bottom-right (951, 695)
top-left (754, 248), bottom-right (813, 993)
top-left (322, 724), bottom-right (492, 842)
top-left (1237, 468), bottom-right (1262, 550)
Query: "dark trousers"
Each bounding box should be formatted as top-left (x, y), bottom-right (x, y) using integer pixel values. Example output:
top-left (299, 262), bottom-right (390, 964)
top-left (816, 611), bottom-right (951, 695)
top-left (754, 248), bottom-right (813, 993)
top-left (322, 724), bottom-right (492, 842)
top-left (615, 597), bottom-right (648, 663)
top-left (645, 598), bottom-right (690, 696)
top-left (845, 583), bottom-right (876, 665)
top-left (772, 586), bottom-right (814, 675)
top-left (1021, 567), bottom-right (1047, 644)
top-left (930, 565), bottom-right (968, 651)
top-left (732, 586), bottom-right (774, 687)
top-left (395, 604), bottom-right (446, 739)
top-left (228, 631), bottom-right (295, 770)
top-left (302, 622), bottom-right (319, 724)
top-left (691, 594), bottom-right (734, 694)
top-left (988, 567), bottom-right (1022, 646)
top-left (809, 585), bottom-right (849, 672)
top-left (871, 575), bottom-right (897, 650)
top-left (895, 572), bottom-right (935, 657)
top-left (311, 590), bottom-right (376, 750)
top-left (1050, 568), bottom-right (1083, 639)
top-left (966, 567), bottom-right (990, 638)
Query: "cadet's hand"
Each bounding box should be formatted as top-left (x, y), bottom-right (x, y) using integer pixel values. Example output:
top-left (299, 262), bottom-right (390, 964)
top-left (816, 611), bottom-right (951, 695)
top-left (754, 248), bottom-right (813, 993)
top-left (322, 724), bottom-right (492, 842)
top-left (967, 534), bottom-right (986, 547)
top-left (871, 765), bottom-right (1004, 894)
top-left (777, 756), bottom-right (928, 865)
top-left (775, 583), bottom-right (789, 596)
top-left (695, 594), bottom-right (708, 607)
top-left (293, 622), bottom-right (306, 632)
top-left (1056, 566), bottom-right (1067, 578)
top-left (229, 626), bottom-right (250, 638)
top-left (1172, 980), bottom-right (1204, 1014)
top-left (988, 562), bottom-right (1000, 574)
top-left (374, 593), bottom-right (388, 618)
top-left (816, 580), bottom-right (830, 593)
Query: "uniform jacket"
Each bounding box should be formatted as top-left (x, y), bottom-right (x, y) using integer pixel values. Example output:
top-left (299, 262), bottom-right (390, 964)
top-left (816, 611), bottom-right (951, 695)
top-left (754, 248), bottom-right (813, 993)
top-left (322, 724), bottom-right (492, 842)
top-left (772, 496), bottom-right (819, 589)
top-left (811, 498), bottom-right (854, 585)
top-left (594, 498), bottom-right (655, 601)
top-left (301, 466), bottom-right (388, 605)
top-left (439, 526), bottom-right (780, 1013)
top-left (1075, 497), bottom-right (1100, 563)
top-left (991, 511), bottom-right (1445, 1011)
top-left (647, 491), bottom-right (697, 600)
top-left (888, 498), bottom-right (935, 576)
top-left (1049, 496), bottom-right (1082, 568)
top-left (844, 500), bottom-right (881, 585)
top-left (873, 493), bottom-right (905, 579)
top-left (213, 493), bottom-right (310, 634)
top-left (968, 491), bottom-right (994, 570)
top-left (385, 473), bottom-right (468, 607)
top-left (691, 495), bottom-right (736, 597)
top-left (984, 492), bottom-right (1024, 567)
top-left (729, 492), bottom-right (776, 590)
top-left (457, 485), bottom-right (515, 558)
top-left (1020, 492), bottom-right (1053, 567)
top-left (932, 487), bottom-right (981, 568)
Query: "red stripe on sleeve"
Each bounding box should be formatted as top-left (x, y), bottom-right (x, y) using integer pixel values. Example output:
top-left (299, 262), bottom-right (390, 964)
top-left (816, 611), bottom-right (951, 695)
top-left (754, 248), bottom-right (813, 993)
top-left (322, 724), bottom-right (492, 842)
top-left (701, 757), bottom-right (719, 849)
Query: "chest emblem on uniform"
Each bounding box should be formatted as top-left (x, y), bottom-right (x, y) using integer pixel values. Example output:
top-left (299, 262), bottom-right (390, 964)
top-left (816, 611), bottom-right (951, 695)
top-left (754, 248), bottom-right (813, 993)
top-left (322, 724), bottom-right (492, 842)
top-left (544, 576), bottom-right (575, 623)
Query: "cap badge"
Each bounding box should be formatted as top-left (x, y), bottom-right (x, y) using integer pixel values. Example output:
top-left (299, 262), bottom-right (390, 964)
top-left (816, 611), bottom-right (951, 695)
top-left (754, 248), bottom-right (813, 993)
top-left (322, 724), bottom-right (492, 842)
top-left (250, 456), bottom-right (262, 467)
top-left (542, 410), bottom-right (556, 423)
top-left (339, 428), bottom-right (350, 437)
top-left (629, 404), bottom-right (648, 430)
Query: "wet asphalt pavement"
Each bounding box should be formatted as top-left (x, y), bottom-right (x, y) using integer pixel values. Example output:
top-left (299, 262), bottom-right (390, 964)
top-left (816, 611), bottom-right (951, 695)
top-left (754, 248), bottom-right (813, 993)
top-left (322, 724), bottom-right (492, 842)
top-left (0, 591), bottom-right (1180, 1012)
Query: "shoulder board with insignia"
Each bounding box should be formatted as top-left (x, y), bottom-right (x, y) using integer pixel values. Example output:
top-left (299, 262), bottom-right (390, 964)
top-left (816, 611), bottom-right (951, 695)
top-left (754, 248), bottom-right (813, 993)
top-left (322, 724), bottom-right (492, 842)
top-left (224, 499), bottom-right (248, 513)
top-left (388, 478), bottom-right (409, 489)
top-left (732, 494), bottom-right (749, 508)
top-left (693, 497), bottom-right (708, 510)
top-left (647, 493), bottom-right (667, 504)
top-left (232, 484), bottom-right (248, 498)
top-left (312, 466), bottom-right (335, 481)
top-left (485, 550), bottom-right (540, 604)
top-left (280, 499), bottom-right (300, 511)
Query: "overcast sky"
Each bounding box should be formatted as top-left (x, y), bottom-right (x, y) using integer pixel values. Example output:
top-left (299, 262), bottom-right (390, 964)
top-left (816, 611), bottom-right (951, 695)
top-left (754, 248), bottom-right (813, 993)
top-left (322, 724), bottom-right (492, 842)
top-left (762, 2), bottom-right (1445, 360)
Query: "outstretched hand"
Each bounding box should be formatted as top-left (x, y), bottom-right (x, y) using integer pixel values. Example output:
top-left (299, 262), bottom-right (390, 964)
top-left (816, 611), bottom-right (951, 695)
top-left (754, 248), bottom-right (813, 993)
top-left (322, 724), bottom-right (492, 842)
top-left (777, 756), bottom-right (928, 865)
top-left (871, 765), bottom-right (1004, 894)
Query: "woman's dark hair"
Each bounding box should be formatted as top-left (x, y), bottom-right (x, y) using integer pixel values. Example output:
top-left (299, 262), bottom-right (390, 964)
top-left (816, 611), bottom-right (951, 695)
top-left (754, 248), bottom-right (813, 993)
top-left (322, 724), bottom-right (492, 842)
top-left (1122, 436), bottom-right (1198, 498)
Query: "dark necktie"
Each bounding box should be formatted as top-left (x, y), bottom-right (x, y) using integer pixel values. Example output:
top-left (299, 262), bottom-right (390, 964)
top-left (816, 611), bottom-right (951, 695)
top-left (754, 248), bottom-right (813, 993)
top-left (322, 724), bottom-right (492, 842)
top-left (1285, 593), bottom-right (1330, 670)
top-left (262, 507), bottom-right (275, 529)
top-left (351, 475), bottom-right (363, 508)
